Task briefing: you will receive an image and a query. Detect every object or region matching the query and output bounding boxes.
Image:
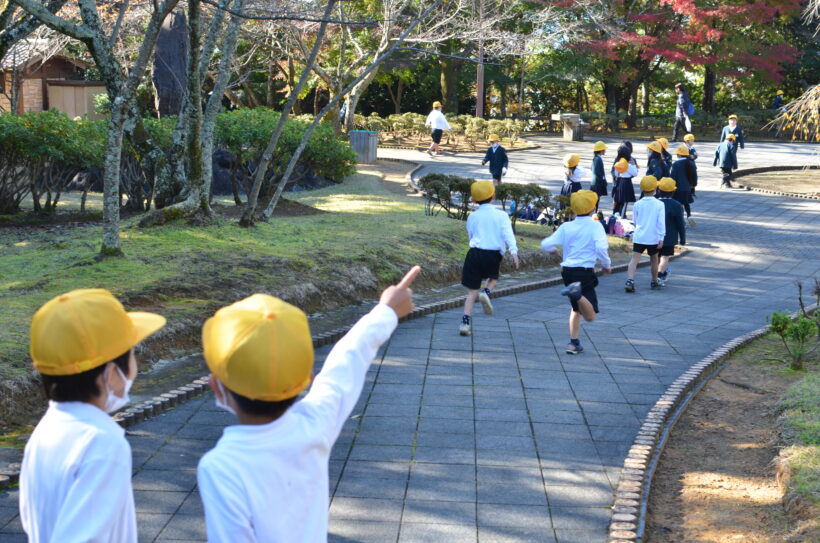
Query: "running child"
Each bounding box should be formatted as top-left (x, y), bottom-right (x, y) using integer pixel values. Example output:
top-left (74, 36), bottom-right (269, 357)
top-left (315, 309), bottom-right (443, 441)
top-left (656, 177), bottom-right (686, 287)
top-left (624, 176), bottom-right (666, 293)
top-left (425, 101), bottom-right (450, 156)
top-left (459, 180), bottom-right (519, 336)
top-left (541, 190), bottom-right (612, 355)
top-left (20, 289), bottom-right (166, 543)
top-left (197, 267), bottom-right (420, 542)
top-left (482, 134), bottom-right (508, 185)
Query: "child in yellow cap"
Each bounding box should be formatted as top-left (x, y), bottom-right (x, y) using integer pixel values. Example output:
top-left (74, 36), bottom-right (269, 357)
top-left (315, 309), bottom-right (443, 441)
top-left (714, 133), bottom-right (739, 188)
top-left (720, 114), bottom-right (745, 150)
top-left (541, 190), bottom-right (612, 354)
top-left (197, 266), bottom-right (419, 543)
top-left (482, 134), bottom-right (508, 185)
top-left (20, 289), bottom-right (166, 543)
top-left (611, 142), bottom-right (639, 219)
top-left (590, 141), bottom-right (608, 204)
top-left (670, 144), bottom-right (697, 227)
top-left (625, 176), bottom-right (666, 293)
top-left (656, 177), bottom-right (687, 287)
top-left (424, 100), bottom-right (450, 156)
top-left (458, 180), bottom-right (519, 336)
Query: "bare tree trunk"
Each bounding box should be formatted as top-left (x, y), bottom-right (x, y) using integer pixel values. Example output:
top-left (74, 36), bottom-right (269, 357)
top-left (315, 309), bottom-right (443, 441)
top-left (240, 0), bottom-right (336, 226)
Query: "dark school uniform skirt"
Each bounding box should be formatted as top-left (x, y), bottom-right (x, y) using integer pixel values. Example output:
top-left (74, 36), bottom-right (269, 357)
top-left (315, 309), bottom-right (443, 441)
top-left (612, 176), bottom-right (636, 203)
top-left (461, 248), bottom-right (503, 289)
top-left (591, 178), bottom-right (608, 197)
top-left (560, 181), bottom-right (582, 197)
top-left (673, 188), bottom-right (694, 205)
top-left (561, 267), bottom-right (599, 313)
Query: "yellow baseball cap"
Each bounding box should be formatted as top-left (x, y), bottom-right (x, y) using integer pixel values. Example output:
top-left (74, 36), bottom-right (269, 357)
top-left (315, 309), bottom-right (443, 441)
top-left (728, 114), bottom-right (738, 120)
top-left (675, 144), bottom-right (690, 156)
top-left (563, 154), bottom-right (581, 168)
top-left (614, 158), bottom-right (629, 174)
top-left (202, 294), bottom-right (314, 402)
top-left (471, 180), bottom-right (495, 202)
top-left (432, 101), bottom-right (442, 108)
top-left (570, 190), bottom-right (598, 216)
top-left (640, 176), bottom-right (659, 192)
top-left (726, 133), bottom-right (737, 141)
top-left (656, 137), bottom-right (669, 150)
top-left (488, 134), bottom-right (500, 142)
top-left (776, 90), bottom-right (784, 95)
top-left (658, 177), bottom-right (676, 192)
top-left (647, 141), bottom-right (662, 154)
top-left (593, 141), bottom-right (607, 152)
top-left (30, 289), bottom-right (166, 376)
top-left (683, 134), bottom-right (695, 142)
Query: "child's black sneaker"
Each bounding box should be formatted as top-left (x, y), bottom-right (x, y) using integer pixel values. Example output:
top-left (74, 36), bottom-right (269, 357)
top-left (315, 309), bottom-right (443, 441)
top-left (565, 342), bottom-right (584, 355)
top-left (478, 288), bottom-right (494, 315)
top-left (624, 279), bottom-right (635, 293)
top-left (650, 280), bottom-right (660, 290)
top-left (560, 282), bottom-right (583, 302)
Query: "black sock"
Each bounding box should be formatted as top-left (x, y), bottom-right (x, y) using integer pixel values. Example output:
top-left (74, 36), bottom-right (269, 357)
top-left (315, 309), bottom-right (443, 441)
top-left (462, 315), bottom-right (471, 324)
top-left (570, 338), bottom-right (580, 346)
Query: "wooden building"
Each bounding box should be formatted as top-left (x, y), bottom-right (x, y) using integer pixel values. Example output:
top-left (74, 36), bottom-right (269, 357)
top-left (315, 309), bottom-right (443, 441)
top-left (0, 42), bottom-right (106, 119)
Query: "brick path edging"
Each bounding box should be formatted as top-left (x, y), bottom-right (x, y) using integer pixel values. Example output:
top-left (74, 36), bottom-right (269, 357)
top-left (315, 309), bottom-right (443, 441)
top-left (607, 303), bottom-right (818, 543)
top-left (733, 165), bottom-right (820, 200)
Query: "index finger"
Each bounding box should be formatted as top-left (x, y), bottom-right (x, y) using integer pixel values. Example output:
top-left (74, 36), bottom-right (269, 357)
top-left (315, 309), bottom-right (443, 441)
top-left (397, 266), bottom-right (422, 289)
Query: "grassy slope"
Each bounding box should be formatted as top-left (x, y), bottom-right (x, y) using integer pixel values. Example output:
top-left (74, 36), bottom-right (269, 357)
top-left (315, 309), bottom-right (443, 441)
top-left (2, 171), bottom-right (598, 381)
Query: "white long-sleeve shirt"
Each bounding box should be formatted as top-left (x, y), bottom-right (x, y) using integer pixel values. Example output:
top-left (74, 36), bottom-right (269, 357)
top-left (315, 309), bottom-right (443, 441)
top-left (467, 203), bottom-right (518, 255)
top-left (197, 304), bottom-right (399, 543)
top-left (20, 401), bottom-right (136, 543)
top-left (425, 109), bottom-right (451, 131)
top-left (631, 196), bottom-right (666, 245)
top-left (615, 161), bottom-right (639, 178)
top-left (540, 215), bottom-right (611, 269)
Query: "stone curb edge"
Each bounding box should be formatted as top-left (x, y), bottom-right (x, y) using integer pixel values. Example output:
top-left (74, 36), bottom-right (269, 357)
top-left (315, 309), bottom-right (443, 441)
top-left (733, 165), bottom-right (820, 200)
top-left (606, 302), bottom-right (818, 542)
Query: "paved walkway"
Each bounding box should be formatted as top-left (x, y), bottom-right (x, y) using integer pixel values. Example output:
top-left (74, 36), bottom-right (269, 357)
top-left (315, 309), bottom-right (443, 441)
top-left (1, 137), bottom-right (819, 542)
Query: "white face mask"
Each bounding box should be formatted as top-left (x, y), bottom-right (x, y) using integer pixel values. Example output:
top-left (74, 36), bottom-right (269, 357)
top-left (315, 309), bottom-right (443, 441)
top-left (214, 380), bottom-right (237, 416)
top-left (491, 143), bottom-right (498, 150)
top-left (103, 365), bottom-right (133, 413)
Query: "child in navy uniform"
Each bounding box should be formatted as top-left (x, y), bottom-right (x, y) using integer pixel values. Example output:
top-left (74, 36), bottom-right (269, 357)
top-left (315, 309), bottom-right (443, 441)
top-left (646, 141), bottom-right (669, 179)
top-left (720, 114), bottom-right (745, 150)
top-left (482, 134), bottom-right (509, 185)
top-left (541, 190), bottom-right (612, 355)
top-left (459, 180), bottom-right (519, 336)
top-left (670, 144), bottom-right (697, 227)
top-left (590, 141), bottom-right (608, 208)
top-left (656, 177), bottom-right (686, 286)
top-left (611, 142), bottom-right (639, 218)
top-left (714, 133), bottom-right (738, 188)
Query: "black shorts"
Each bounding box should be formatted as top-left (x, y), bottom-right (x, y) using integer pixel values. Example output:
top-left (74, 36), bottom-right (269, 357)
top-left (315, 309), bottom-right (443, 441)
top-left (632, 243), bottom-right (660, 255)
top-left (659, 244), bottom-right (675, 257)
top-left (561, 267), bottom-right (599, 313)
top-left (461, 248), bottom-right (503, 290)
top-left (431, 129), bottom-right (443, 144)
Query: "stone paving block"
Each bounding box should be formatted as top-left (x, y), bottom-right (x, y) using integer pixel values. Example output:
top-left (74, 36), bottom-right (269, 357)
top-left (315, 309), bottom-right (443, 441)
top-left (349, 444), bottom-right (413, 463)
top-left (177, 492), bottom-right (204, 516)
top-left (589, 426), bottom-right (636, 442)
top-left (134, 490), bottom-right (188, 513)
top-left (477, 449), bottom-right (540, 469)
top-left (478, 525), bottom-right (557, 542)
top-left (417, 431), bottom-right (475, 449)
top-left (366, 402), bottom-right (421, 418)
top-left (421, 405), bottom-right (473, 420)
top-left (342, 460), bottom-right (410, 481)
top-left (549, 506), bottom-right (612, 531)
top-left (0, 514), bottom-right (23, 534)
top-left (367, 391), bottom-right (422, 406)
top-left (137, 512), bottom-right (173, 543)
top-left (532, 423), bottom-right (592, 441)
top-left (398, 522), bottom-right (476, 542)
top-left (474, 421), bottom-right (532, 437)
top-left (418, 417), bottom-right (475, 435)
top-left (402, 499), bottom-right (477, 525)
top-left (422, 394), bottom-right (475, 409)
top-left (355, 428), bottom-right (416, 447)
top-left (476, 435), bottom-right (536, 453)
top-left (329, 497), bottom-right (403, 522)
top-left (541, 469), bottom-right (611, 488)
top-left (554, 529), bottom-right (608, 543)
top-left (173, 423), bottom-right (226, 440)
top-left (406, 479), bottom-right (476, 502)
top-left (475, 408), bottom-right (530, 422)
top-left (329, 520), bottom-right (401, 543)
top-left (413, 446), bottom-right (476, 465)
top-left (132, 469), bottom-right (198, 492)
top-left (546, 484), bottom-right (613, 507)
top-left (476, 466), bottom-right (541, 485)
top-left (477, 482), bottom-right (547, 505)
top-left (359, 415), bottom-right (418, 433)
top-left (476, 503), bottom-right (550, 528)
top-left (474, 396), bottom-right (528, 411)
top-left (335, 476), bottom-right (408, 500)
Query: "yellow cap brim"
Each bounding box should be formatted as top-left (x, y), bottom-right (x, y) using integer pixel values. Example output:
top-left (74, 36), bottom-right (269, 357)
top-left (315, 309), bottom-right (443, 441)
top-left (129, 312), bottom-right (167, 345)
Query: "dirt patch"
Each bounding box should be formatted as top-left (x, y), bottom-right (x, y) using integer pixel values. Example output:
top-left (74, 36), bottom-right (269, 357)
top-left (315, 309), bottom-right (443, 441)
top-left (211, 198), bottom-right (327, 219)
top-left (356, 160), bottom-right (417, 198)
top-left (739, 170), bottom-right (820, 196)
top-left (646, 335), bottom-right (818, 543)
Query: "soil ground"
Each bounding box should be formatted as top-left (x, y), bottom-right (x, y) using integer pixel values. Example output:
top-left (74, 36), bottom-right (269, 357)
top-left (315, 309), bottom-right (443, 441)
top-left (646, 334), bottom-right (819, 543)
top-left (738, 170), bottom-right (820, 196)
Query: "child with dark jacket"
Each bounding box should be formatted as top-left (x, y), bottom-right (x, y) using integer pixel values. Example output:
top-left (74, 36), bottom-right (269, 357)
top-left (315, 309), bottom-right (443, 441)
top-left (482, 134), bottom-right (508, 185)
top-left (670, 144), bottom-right (697, 227)
top-left (656, 177), bottom-right (686, 286)
top-left (720, 114), bottom-right (745, 149)
top-left (714, 133), bottom-right (738, 188)
top-left (591, 141), bottom-right (608, 204)
top-left (646, 141), bottom-right (669, 179)
top-left (657, 138), bottom-right (673, 171)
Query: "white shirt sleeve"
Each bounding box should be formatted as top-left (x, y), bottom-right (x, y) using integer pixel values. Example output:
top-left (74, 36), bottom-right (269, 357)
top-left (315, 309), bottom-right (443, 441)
top-left (626, 163), bottom-right (639, 177)
top-left (540, 225), bottom-right (565, 253)
top-left (48, 445), bottom-right (134, 543)
top-left (198, 460), bottom-right (256, 543)
top-left (298, 304), bottom-right (398, 444)
top-left (500, 214), bottom-right (518, 255)
top-left (656, 202), bottom-right (666, 240)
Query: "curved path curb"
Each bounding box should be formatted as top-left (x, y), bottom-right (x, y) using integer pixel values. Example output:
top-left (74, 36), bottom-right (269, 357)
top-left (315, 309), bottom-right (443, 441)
top-left (606, 304), bottom-right (817, 542)
top-left (733, 165), bottom-right (820, 200)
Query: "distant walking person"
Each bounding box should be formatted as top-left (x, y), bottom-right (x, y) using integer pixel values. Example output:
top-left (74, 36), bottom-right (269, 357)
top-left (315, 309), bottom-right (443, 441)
top-left (771, 90), bottom-right (785, 111)
top-left (425, 101), bottom-right (450, 156)
top-left (482, 134), bottom-right (508, 185)
top-left (714, 133), bottom-right (739, 188)
top-left (720, 114), bottom-right (745, 150)
top-left (672, 83), bottom-right (693, 142)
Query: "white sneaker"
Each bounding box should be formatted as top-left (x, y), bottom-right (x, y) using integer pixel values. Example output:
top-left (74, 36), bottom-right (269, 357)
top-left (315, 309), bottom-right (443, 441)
top-left (459, 323), bottom-right (472, 336)
top-left (478, 291), bottom-right (494, 315)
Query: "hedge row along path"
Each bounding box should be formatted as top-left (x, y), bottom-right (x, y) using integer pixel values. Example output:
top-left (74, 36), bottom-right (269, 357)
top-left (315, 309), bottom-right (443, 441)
top-left (1, 136), bottom-right (819, 542)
